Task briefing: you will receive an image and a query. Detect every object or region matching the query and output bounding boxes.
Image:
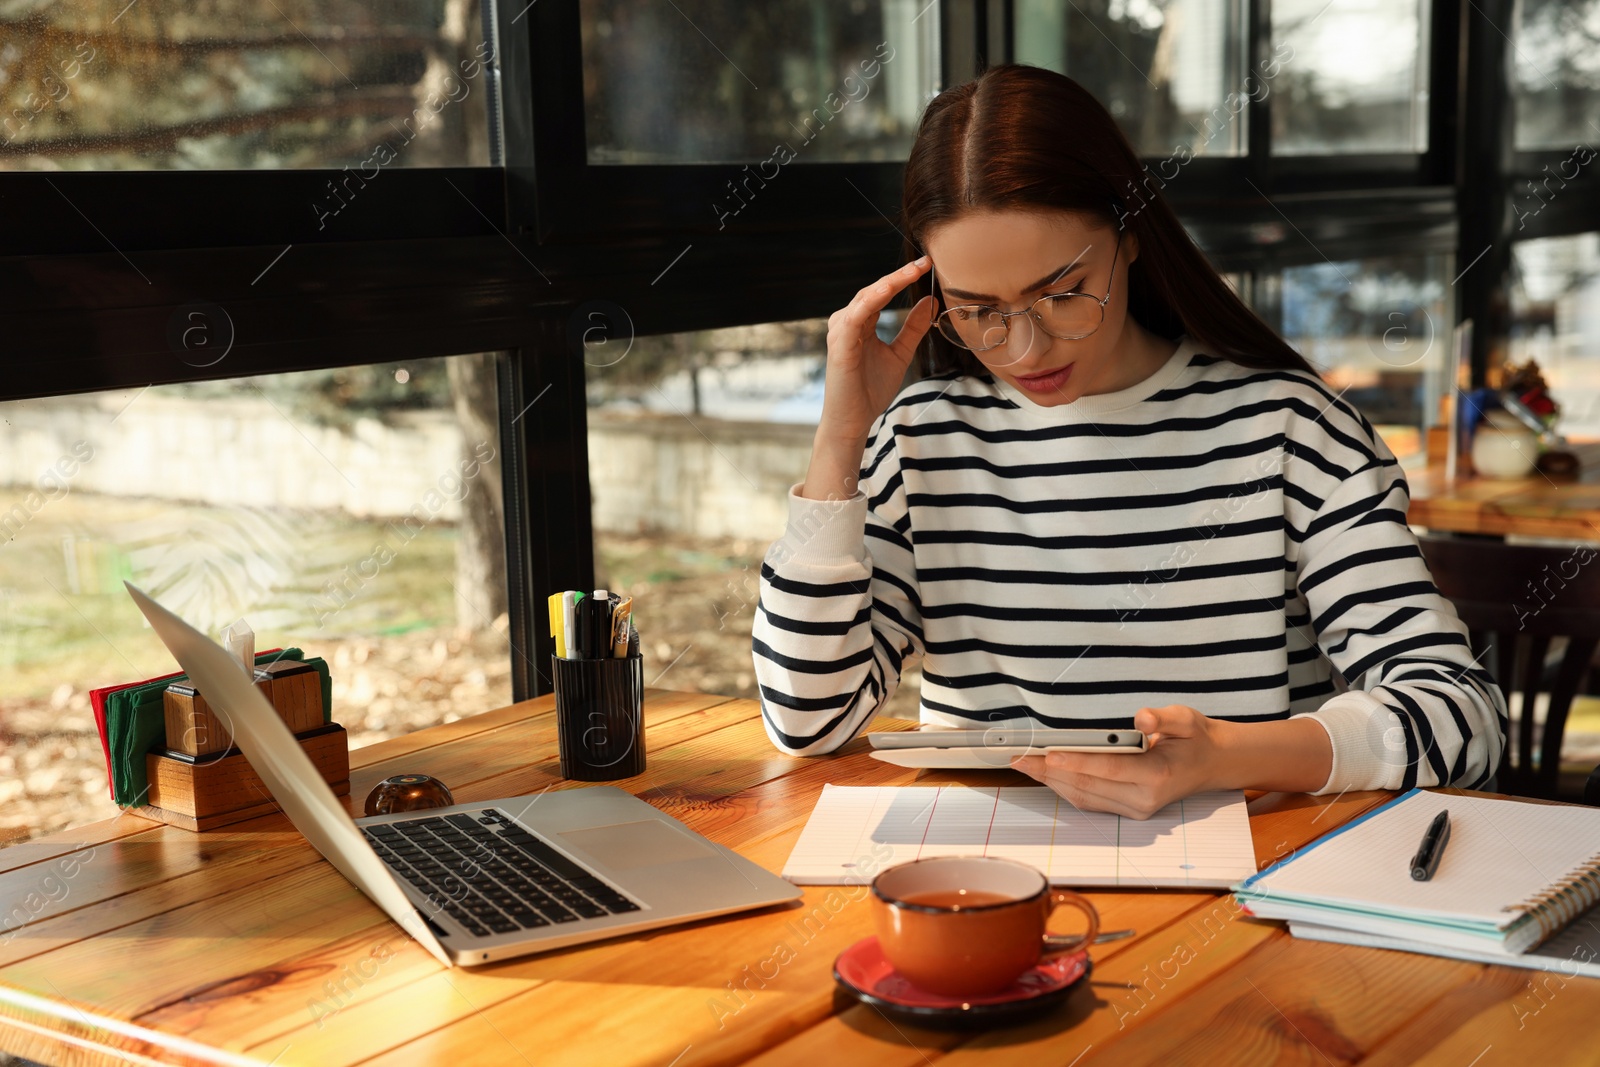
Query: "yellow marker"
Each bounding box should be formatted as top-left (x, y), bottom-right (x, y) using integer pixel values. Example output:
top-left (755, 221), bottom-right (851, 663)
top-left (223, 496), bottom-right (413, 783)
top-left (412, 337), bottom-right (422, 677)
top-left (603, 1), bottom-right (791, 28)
top-left (547, 592), bottom-right (566, 659)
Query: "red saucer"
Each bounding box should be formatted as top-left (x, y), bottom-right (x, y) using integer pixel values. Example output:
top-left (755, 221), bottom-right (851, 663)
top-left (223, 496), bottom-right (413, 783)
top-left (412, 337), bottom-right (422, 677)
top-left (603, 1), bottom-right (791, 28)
top-left (832, 936), bottom-right (1090, 1025)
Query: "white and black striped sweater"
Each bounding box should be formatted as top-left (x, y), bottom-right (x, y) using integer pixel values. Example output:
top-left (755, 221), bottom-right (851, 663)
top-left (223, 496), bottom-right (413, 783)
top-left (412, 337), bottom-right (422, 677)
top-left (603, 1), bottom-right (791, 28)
top-left (751, 336), bottom-right (1507, 793)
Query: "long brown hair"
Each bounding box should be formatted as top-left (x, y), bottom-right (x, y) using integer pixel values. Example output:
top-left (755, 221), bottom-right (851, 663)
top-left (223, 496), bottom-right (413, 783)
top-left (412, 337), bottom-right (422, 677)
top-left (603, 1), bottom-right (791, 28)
top-left (901, 64), bottom-right (1314, 380)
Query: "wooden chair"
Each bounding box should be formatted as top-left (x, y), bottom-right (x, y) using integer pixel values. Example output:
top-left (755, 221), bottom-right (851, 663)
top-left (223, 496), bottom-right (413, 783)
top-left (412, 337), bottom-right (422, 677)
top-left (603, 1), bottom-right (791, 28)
top-left (1415, 534), bottom-right (1600, 799)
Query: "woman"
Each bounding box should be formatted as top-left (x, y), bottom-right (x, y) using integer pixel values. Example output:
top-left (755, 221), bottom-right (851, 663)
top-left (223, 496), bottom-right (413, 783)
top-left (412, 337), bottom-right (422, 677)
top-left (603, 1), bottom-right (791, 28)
top-left (750, 65), bottom-right (1505, 819)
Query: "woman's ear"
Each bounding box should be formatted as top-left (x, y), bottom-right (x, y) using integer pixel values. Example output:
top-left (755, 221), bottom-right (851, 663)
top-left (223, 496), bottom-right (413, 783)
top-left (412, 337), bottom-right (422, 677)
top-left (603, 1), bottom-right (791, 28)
top-left (1124, 228), bottom-right (1139, 267)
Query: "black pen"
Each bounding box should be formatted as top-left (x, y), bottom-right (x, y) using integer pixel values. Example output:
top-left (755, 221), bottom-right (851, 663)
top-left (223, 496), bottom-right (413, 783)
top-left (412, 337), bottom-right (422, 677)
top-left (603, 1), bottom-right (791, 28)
top-left (591, 589), bottom-right (611, 659)
top-left (1410, 809), bottom-right (1451, 881)
top-left (577, 592), bottom-right (602, 659)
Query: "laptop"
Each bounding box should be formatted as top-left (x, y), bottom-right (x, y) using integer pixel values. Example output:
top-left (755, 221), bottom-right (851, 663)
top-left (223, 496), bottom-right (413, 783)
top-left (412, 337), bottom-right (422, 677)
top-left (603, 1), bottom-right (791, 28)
top-left (125, 582), bottom-right (801, 967)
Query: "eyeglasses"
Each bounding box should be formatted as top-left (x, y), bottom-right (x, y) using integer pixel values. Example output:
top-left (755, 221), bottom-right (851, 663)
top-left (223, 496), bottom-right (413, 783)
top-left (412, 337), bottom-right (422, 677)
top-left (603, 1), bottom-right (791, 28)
top-left (930, 232), bottom-right (1122, 368)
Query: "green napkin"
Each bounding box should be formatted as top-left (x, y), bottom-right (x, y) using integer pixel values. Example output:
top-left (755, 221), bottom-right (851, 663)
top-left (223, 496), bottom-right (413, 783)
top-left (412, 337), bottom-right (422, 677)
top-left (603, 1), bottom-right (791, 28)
top-left (108, 649), bottom-right (332, 808)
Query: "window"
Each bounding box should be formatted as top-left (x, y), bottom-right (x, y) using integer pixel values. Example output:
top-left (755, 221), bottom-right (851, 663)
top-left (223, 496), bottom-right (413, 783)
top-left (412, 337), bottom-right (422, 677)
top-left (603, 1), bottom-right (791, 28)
top-left (0, 353), bottom-right (508, 844)
top-left (1252, 253), bottom-right (1453, 463)
top-left (0, 0), bottom-right (498, 170)
top-left (584, 315), bottom-right (922, 717)
top-left (1512, 0), bottom-right (1600, 150)
top-left (1509, 233), bottom-right (1600, 440)
top-left (578, 0), bottom-right (940, 164)
top-left (1271, 0), bottom-right (1429, 154)
top-left (6, 0), bottom-right (1589, 846)
top-left (1013, 0), bottom-right (1249, 157)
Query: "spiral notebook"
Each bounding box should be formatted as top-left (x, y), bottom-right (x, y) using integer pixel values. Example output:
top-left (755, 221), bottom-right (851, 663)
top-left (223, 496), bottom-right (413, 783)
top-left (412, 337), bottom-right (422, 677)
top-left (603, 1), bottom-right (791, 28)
top-left (782, 785), bottom-right (1257, 888)
top-left (1234, 788), bottom-right (1600, 955)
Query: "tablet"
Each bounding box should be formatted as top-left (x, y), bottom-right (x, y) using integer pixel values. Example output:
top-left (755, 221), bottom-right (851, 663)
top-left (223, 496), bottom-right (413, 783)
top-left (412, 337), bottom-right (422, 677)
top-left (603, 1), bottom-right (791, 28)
top-left (869, 727), bottom-right (1147, 752)
top-left (868, 746), bottom-right (1142, 770)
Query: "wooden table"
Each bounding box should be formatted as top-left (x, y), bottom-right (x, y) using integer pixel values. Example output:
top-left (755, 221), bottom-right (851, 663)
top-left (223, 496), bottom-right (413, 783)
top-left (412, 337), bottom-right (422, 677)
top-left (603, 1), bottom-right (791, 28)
top-left (1407, 439), bottom-right (1600, 539)
top-left (2, 690), bottom-right (1595, 1067)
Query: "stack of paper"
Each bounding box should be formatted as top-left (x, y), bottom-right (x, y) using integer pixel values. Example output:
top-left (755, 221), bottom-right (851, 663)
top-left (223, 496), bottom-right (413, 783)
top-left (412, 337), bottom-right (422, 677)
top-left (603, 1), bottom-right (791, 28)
top-left (1290, 903), bottom-right (1600, 979)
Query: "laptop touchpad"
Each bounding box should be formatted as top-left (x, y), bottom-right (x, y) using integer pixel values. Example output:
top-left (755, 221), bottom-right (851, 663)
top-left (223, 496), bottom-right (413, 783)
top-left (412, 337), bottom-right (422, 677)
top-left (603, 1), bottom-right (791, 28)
top-left (557, 820), bottom-right (716, 870)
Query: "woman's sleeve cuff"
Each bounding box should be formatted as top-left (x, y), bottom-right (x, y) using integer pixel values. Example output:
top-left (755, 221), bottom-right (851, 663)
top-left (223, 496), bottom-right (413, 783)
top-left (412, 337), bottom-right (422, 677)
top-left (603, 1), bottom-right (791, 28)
top-left (767, 482), bottom-right (869, 566)
top-left (1305, 690), bottom-right (1404, 795)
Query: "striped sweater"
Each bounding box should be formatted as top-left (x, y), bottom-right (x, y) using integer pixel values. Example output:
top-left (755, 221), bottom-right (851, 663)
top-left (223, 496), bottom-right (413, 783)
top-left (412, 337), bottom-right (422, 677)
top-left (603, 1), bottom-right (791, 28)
top-left (751, 335), bottom-right (1507, 794)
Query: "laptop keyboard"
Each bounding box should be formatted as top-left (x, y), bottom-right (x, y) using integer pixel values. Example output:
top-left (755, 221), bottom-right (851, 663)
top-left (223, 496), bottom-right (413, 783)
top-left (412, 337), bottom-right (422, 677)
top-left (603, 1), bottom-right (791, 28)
top-left (361, 808), bottom-right (641, 938)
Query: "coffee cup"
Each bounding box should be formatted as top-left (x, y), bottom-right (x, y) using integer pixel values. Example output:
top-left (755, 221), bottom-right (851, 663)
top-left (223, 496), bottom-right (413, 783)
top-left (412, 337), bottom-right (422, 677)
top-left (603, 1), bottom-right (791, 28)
top-left (870, 856), bottom-right (1099, 997)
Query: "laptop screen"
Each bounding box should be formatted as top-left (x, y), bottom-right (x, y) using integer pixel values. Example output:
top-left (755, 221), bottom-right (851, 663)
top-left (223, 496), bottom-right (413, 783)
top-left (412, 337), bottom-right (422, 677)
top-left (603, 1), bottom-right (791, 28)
top-left (125, 582), bottom-right (452, 967)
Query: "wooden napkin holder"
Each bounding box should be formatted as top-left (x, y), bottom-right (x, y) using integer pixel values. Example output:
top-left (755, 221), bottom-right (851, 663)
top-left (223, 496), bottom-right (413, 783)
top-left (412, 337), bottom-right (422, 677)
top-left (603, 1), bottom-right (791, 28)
top-left (132, 662), bottom-right (348, 832)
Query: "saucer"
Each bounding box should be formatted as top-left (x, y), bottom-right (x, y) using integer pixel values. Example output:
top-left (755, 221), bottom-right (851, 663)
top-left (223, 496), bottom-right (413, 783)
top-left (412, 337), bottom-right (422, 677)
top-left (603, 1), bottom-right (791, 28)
top-left (832, 937), bottom-right (1091, 1027)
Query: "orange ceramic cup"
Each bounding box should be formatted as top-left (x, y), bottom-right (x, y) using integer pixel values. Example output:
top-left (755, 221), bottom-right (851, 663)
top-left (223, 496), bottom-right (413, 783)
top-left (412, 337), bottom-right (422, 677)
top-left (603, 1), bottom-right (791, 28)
top-left (870, 856), bottom-right (1099, 998)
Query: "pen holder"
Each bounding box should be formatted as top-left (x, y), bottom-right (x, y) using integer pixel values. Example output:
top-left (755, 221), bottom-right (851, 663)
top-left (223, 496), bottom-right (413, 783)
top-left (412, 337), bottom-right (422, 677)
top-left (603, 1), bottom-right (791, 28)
top-left (551, 652), bottom-right (645, 781)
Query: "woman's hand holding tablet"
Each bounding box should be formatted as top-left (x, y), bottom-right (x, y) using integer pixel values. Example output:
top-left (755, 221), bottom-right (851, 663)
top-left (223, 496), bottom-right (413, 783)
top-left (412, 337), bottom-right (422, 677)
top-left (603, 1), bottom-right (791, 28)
top-left (1008, 705), bottom-right (1220, 820)
top-left (1009, 705), bottom-right (1336, 821)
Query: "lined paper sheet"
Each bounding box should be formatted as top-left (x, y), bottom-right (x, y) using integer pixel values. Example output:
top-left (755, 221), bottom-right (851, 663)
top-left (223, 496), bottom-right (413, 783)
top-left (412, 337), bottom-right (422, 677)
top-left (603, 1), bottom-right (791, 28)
top-left (782, 786), bottom-right (1257, 888)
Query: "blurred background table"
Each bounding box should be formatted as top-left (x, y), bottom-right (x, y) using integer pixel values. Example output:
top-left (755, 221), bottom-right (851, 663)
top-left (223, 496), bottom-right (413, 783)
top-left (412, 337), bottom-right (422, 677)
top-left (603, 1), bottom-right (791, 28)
top-left (1407, 440), bottom-right (1600, 539)
top-left (4, 690), bottom-right (1598, 1066)
top-left (1407, 440), bottom-right (1600, 802)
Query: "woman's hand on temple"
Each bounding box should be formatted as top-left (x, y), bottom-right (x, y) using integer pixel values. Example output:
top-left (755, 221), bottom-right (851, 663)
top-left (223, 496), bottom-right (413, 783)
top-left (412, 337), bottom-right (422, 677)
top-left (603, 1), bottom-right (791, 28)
top-left (801, 256), bottom-right (938, 502)
top-left (819, 256), bottom-right (937, 442)
top-left (1010, 705), bottom-right (1224, 820)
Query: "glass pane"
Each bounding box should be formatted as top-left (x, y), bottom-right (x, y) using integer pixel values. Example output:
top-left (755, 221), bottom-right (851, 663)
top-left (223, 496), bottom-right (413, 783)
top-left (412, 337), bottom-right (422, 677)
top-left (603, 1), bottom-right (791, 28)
top-left (1509, 233), bottom-right (1600, 440)
top-left (579, 0), bottom-right (940, 164)
top-left (1253, 253), bottom-right (1453, 464)
top-left (1272, 0), bottom-right (1429, 154)
top-left (0, 354), bottom-right (509, 847)
top-left (584, 314), bottom-right (922, 715)
top-left (0, 1), bottom-right (497, 171)
top-left (1513, 0), bottom-right (1600, 149)
top-left (1015, 0), bottom-right (1249, 157)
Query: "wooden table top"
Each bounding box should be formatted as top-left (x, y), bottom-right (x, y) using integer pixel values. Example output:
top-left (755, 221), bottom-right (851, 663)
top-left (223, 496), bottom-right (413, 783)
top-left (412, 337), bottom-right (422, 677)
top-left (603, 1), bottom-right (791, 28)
top-left (2, 690), bottom-right (1594, 1067)
top-left (1407, 439), bottom-right (1600, 540)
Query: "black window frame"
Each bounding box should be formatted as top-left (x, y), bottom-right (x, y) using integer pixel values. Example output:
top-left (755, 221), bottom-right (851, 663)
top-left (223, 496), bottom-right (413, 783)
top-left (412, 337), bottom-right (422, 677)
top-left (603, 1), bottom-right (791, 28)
top-left (2, 0), bottom-right (1582, 705)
